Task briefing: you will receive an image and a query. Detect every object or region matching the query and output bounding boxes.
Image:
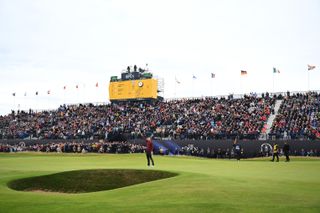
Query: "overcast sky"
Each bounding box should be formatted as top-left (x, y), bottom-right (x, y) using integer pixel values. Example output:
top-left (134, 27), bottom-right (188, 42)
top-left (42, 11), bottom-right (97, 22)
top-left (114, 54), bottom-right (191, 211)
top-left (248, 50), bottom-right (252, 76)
top-left (0, 0), bottom-right (319, 115)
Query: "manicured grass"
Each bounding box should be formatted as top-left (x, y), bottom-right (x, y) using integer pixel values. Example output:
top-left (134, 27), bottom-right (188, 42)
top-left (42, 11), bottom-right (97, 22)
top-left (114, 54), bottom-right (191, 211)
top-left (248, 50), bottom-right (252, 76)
top-left (8, 169), bottom-right (177, 193)
top-left (0, 153), bottom-right (319, 213)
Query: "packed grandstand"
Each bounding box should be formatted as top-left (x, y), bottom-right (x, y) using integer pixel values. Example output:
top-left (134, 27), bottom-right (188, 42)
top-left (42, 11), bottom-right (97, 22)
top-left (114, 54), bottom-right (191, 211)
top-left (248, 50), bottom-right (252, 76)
top-left (0, 91), bottom-right (319, 141)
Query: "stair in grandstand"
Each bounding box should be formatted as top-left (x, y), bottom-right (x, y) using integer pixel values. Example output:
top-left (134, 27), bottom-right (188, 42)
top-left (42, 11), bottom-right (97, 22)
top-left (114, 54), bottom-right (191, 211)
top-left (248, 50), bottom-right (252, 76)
top-left (259, 99), bottom-right (283, 140)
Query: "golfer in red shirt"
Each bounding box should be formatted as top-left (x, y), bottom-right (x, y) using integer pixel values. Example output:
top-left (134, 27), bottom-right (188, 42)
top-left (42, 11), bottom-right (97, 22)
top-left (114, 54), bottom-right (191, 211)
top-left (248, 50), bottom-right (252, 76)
top-left (146, 135), bottom-right (155, 167)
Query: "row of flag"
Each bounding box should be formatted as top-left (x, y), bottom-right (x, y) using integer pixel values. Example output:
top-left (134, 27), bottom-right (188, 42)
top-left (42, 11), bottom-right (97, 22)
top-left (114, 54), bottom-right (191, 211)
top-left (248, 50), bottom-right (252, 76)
top-left (175, 65), bottom-right (316, 84)
top-left (12, 82), bottom-right (100, 97)
top-left (11, 64), bottom-right (317, 95)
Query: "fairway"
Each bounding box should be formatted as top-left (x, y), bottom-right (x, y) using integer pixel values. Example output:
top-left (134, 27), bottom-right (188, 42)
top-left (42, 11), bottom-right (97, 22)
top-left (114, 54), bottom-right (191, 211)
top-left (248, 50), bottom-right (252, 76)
top-left (0, 153), bottom-right (319, 213)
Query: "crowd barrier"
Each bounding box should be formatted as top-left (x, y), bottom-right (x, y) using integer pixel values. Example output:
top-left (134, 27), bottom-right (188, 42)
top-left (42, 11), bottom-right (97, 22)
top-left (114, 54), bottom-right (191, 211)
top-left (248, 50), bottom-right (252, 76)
top-left (130, 139), bottom-right (320, 157)
top-left (1, 139), bottom-right (320, 158)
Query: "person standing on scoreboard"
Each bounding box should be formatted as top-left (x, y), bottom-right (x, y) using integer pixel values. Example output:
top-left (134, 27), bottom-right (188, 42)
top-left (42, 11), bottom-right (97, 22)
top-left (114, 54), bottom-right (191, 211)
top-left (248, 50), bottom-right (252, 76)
top-left (233, 137), bottom-right (242, 161)
top-left (146, 133), bottom-right (155, 167)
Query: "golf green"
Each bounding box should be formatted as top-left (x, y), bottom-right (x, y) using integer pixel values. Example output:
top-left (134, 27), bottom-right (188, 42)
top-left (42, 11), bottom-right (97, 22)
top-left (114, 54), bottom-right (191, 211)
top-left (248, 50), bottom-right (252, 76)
top-left (0, 153), bottom-right (319, 213)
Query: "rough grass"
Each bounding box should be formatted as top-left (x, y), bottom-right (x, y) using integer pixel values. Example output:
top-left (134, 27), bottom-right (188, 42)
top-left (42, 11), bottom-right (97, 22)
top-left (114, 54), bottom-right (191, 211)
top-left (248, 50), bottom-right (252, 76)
top-left (8, 169), bottom-right (178, 193)
top-left (0, 153), bottom-right (320, 213)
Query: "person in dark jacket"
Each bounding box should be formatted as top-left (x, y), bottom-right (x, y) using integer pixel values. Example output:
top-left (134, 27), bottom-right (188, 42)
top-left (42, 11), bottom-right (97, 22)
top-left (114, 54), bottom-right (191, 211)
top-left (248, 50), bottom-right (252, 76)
top-left (283, 142), bottom-right (290, 162)
top-left (233, 137), bottom-right (242, 161)
top-left (146, 134), bottom-right (155, 167)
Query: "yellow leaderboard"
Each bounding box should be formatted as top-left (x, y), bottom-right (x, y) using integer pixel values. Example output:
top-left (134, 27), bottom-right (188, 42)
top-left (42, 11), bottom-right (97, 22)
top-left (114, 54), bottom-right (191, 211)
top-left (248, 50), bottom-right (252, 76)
top-left (109, 78), bottom-right (158, 101)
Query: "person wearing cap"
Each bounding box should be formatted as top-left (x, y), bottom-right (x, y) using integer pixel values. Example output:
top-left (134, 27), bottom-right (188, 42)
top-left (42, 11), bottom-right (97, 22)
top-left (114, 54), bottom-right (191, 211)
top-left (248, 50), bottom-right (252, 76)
top-left (146, 134), bottom-right (155, 167)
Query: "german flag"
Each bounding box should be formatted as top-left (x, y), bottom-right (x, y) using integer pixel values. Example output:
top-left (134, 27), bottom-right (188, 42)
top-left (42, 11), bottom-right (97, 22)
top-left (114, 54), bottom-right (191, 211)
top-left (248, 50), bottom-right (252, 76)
top-left (241, 70), bottom-right (247, 76)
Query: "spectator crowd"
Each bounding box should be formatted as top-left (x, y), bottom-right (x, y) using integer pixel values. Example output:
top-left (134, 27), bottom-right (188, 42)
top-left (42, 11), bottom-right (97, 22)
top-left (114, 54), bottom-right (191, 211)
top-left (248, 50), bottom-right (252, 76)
top-left (269, 92), bottom-right (320, 140)
top-left (0, 141), bottom-right (145, 154)
top-left (0, 94), bottom-right (276, 141)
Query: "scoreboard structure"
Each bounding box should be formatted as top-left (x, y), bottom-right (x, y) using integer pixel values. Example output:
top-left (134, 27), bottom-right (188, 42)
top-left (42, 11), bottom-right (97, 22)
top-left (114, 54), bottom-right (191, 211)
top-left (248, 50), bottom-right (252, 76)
top-left (109, 68), bottom-right (162, 102)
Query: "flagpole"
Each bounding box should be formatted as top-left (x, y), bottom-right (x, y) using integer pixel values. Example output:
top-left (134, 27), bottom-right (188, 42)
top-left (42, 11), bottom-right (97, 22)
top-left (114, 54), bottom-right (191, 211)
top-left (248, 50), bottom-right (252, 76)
top-left (23, 93), bottom-right (27, 112)
top-left (273, 72), bottom-right (275, 93)
top-left (240, 71), bottom-right (248, 96)
top-left (64, 88), bottom-right (66, 105)
top-left (36, 92), bottom-right (38, 113)
top-left (13, 95), bottom-right (16, 113)
top-left (308, 70), bottom-right (310, 91)
top-left (175, 81), bottom-right (177, 98)
top-left (47, 91), bottom-right (50, 110)
top-left (240, 75), bottom-right (242, 96)
top-left (213, 79), bottom-right (215, 97)
top-left (193, 78), bottom-right (194, 98)
top-left (174, 76), bottom-right (176, 98)
top-left (75, 85), bottom-right (79, 104)
top-left (192, 75), bottom-right (195, 98)
top-left (24, 93), bottom-right (27, 112)
top-left (211, 73), bottom-right (215, 97)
